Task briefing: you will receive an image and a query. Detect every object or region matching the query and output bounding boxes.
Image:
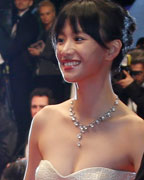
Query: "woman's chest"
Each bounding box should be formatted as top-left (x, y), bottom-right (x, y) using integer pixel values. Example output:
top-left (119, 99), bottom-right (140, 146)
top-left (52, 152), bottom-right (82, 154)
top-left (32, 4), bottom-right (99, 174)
top-left (38, 126), bottom-right (133, 175)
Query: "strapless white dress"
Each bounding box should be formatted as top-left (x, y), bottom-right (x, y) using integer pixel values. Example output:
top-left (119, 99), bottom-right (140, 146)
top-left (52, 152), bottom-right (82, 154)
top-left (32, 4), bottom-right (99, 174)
top-left (35, 160), bottom-right (136, 180)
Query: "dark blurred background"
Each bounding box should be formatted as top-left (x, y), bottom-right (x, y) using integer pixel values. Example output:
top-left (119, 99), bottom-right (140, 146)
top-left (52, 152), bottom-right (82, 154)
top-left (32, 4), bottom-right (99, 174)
top-left (0, 0), bottom-right (136, 10)
top-left (0, 0), bottom-right (136, 9)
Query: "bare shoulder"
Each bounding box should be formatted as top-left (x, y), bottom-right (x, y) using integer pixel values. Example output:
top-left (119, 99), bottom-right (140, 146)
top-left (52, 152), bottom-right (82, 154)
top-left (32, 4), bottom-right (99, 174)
top-left (125, 114), bottom-right (144, 170)
top-left (28, 99), bottom-right (71, 151)
top-left (117, 101), bottom-right (144, 138)
top-left (118, 102), bottom-right (144, 135)
top-left (117, 102), bottom-right (144, 171)
top-left (31, 99), bottom-right (71, 132)
top-left (123, 113), bottom-right (144, 137)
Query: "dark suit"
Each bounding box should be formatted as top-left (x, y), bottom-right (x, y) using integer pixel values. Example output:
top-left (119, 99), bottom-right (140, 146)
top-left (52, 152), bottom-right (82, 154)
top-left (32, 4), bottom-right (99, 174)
top-left (113, 80), bottom-right (144, 119)
top-left (0, 65), bottom-right (17, 176)
top-left (2, 8), bottom-right (40, 156)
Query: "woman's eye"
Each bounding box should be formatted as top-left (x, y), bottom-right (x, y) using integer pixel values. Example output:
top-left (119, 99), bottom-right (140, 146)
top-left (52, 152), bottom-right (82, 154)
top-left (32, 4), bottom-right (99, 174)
top-left (57, 38), bottom-right (64, 43)
top-left (75, 36), bottom-right (84, 41)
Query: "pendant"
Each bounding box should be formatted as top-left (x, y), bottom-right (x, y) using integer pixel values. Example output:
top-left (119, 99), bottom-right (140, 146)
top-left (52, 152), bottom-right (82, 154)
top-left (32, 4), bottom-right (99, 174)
top-left (77, 133), bottom-right (82, 147)
top-left (77, 142), bottom-right (81, 147)
top-left (70, 96), bottom-right (119, 148)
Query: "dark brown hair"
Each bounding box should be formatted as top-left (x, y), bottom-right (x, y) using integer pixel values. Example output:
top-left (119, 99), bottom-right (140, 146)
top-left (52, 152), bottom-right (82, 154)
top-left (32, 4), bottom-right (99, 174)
top-left (52, 0), bottom-right (136, 70)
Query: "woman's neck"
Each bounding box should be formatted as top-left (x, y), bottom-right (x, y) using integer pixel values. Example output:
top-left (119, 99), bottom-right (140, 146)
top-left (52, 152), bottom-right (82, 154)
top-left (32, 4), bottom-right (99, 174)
top-left (73, 74), bottom-right (116, 122)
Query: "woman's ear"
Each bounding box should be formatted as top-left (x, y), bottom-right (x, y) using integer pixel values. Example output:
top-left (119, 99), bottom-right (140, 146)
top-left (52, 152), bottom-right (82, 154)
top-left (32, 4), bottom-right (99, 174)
top-left (105, 39), bottom-right (122, 62)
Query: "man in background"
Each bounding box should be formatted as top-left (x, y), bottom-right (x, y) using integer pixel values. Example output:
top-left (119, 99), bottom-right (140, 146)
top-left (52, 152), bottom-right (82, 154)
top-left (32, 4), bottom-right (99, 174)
top-left (28, 0), bottom-right (70, 104)
top-left (113, 48), bottom-right (144, 119)
top-left (30, 87), bottom-right (55, 118)
top-left (136, 37), bottom-right (144, 49)
top-left (1, 0), bottom-right (40, 155)
top-left (24, 87), bottom-right (55, 158)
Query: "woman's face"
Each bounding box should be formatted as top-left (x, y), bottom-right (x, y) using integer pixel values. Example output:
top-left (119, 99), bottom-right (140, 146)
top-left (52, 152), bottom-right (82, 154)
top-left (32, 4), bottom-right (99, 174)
top-left (56, 20), bottom-right (108, 83)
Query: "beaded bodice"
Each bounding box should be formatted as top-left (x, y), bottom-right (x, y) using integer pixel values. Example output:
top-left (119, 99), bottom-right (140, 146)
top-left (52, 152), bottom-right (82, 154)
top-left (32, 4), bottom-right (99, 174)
top-left (35, 160), bottom-right (136, 180)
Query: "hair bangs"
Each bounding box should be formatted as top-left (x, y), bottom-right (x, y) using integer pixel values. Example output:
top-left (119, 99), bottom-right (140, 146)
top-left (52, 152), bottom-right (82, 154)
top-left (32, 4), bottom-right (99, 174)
top-left (52, 0), bottom-right (106, 48)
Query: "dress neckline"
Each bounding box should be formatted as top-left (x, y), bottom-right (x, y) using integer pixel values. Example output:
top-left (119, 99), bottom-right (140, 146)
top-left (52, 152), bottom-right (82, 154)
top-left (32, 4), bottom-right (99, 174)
top-left (38, 160), bottom-right (136, 178)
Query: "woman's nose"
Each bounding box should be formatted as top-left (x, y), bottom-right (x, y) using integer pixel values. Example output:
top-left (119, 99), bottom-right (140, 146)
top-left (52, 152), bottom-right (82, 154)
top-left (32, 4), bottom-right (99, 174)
top-left (61, 40), bottom-right (75, 56)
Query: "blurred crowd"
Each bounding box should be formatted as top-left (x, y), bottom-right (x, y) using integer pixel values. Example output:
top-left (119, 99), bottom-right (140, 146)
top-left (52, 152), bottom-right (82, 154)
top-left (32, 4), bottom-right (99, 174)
top-left (112, 39), bottom-right (144, 119)
top-left (0, 0), bottom-right (71, 178)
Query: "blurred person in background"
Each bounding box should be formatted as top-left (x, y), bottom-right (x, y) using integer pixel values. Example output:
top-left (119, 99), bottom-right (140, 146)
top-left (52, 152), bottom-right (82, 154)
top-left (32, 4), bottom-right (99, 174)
top-left (24, 87), bottom-right (55, 158)
top-left (30, 87), bottom-right (55, 118)
top-left (1, 158), bottom-right (27, 180)
top-left (113, 48), bottom-right (144, 119)
top-left (136, 37), bottom-right (144, 49)
top-left (0, 63), bottom-right (17, 177)
top-left (1, 0), bottom-right (40, 157)
top-left (28, 0), bottom-right (70, 103)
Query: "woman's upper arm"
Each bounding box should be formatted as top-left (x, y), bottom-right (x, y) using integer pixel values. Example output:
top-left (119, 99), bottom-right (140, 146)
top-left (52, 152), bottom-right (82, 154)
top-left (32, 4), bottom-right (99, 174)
top-left (130, 119), bottom-right (144, 172)
top-left (24, 115), bottom-right (43, 180)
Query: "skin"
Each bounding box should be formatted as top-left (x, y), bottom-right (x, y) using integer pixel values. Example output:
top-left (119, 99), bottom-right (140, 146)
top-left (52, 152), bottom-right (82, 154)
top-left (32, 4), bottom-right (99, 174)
top-left (24, 20), bottom-right (144, 180)
top-left (39, 5), bottom-right (55, 31)
top-left (56, 22), bottom-right (110, 83)
top-left (24, 95), bottom-right (49, 158)
top-left (131, 63), bottom-right (144, 84)
top-left (117, 63), bottom-right (144, 88)
top-left (28, 5), bottom-right (55, 56)
top-left (14, 0), bottom-right (33, 13)
top-left (30, 96), bottom-right (49, 118)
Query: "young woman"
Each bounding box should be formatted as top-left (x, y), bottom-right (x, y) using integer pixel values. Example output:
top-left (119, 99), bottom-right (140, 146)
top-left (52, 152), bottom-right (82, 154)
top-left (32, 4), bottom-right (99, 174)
top-left (24, 0), bottom-right (144, 179)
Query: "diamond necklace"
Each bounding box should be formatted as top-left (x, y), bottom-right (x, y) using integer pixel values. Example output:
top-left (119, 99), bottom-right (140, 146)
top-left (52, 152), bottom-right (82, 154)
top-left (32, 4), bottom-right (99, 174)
top-left (69, 96), bottom-right (119, 147)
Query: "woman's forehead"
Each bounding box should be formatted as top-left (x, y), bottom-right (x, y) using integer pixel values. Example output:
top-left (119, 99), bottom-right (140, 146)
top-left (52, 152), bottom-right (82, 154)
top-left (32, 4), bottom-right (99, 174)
top-left (60, 18), bottom-right (83, 34)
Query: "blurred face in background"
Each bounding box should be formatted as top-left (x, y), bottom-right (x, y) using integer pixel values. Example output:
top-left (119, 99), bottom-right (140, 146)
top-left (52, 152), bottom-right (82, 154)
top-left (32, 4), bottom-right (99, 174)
top-left (131, 63), bottom-right (144, 84)
top-left (39, 5), bottom-right (55, 29)
top-left (30, 96), bottom-right (49, 118)
top-left (14, 0), bottom-right (33, 12)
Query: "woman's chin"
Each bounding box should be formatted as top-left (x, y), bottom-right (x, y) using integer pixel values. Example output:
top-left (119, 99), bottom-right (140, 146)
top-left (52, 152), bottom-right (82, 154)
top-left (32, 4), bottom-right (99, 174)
top-left (63, 76), bottom-right (77, 84)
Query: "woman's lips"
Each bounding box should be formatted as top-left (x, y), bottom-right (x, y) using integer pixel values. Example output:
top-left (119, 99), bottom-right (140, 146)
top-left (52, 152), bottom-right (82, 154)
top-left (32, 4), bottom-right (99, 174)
top-left (61, 60), bottom-right (81, 70)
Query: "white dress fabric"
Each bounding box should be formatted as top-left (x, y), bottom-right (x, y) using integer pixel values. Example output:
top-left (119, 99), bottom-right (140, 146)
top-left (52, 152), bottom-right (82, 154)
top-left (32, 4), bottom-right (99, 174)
top-left (35, 160), bottom-right (136, 180)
